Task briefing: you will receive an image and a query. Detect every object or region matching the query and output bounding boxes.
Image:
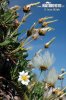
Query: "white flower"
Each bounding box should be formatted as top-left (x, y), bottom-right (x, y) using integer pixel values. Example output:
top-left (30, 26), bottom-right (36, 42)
top-left (18, 71), bottom-right (30, 86)
top-left (46, 68), bottom-right (58, 85)
top-left (42, 51), bottom-right (55, 69)
top-left (28, 51), bottom-right (55, 70)
top-left (31, 53), bottom-right (43, 68)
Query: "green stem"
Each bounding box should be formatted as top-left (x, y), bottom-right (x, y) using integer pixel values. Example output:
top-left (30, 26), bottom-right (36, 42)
top-left (10, 13), bottom-right (31, 38)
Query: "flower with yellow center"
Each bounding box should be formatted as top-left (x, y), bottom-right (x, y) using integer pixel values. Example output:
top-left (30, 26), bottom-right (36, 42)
top-left (18, 71), bottom-right (30, 85)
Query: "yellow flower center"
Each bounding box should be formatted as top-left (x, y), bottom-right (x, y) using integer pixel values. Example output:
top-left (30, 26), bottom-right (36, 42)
top-left (21, 75), bottom-right (28, 81)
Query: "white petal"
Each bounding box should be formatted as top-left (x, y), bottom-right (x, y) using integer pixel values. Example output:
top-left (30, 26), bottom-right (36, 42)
top-left (25, 72), bottom-right (28, 75)
top-left (26, 79), bottom-right (30, 83)
top-left (19, 71), bottom-right (25, 75)
top-left (21, 80), bottom-right (26, 85)
top-left (32, 54), bottom-right (43, 68)
top-left (48, 88), bottom-right (53, 97)
top-left (24, 82), bottom-right (28, 86)
top-left (24, 81), bottom-right (29, 85)
top-left (28, 61), bottom-right (33, 67)
top-left (42, 51), bottom-right (55, 68)
top-left (21, 80), bottom-right (29, 85)
top-left (27, 75), bottom-right (30, 78)
top-left (46, 68), bottom-right (58, 84)
top-left (18, 78), bottom-right (21, 81)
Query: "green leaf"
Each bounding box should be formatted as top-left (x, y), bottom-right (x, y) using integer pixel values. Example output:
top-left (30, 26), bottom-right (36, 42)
top-left (0, 39), bottom-right (11, 46)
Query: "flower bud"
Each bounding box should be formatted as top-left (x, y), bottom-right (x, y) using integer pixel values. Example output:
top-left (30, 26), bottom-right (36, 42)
top-left (38, 16), bottom-right (53, 23)
top-left (13, 19), bottom-right (19, 28)
top-left (44, 37), bottom-right (56, 48)
top-left (42, 20), bottom-right (58, 27)
top-left (58, 72), bottom-right (66, 80)
top-left (32, 33), bottom-right (39, 40)
top-left (39, 28), bottom-right (46, 35)
top-left (38, 18), bottom-right (45, 23)
top-left (27, 28), bottom-right (38, 37)
top-left (27, 30), bottom-right (32, 37)
top-left (58, 76), bottom-right (64, 80)
top-left (23, 2), bottom-right (40, 13)
top-left (42, 22), bottom-right (48, 27)
top-left (23, 5), bottom-right (30, 13)
top-left (39, 27), bottom-right (53, 36)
